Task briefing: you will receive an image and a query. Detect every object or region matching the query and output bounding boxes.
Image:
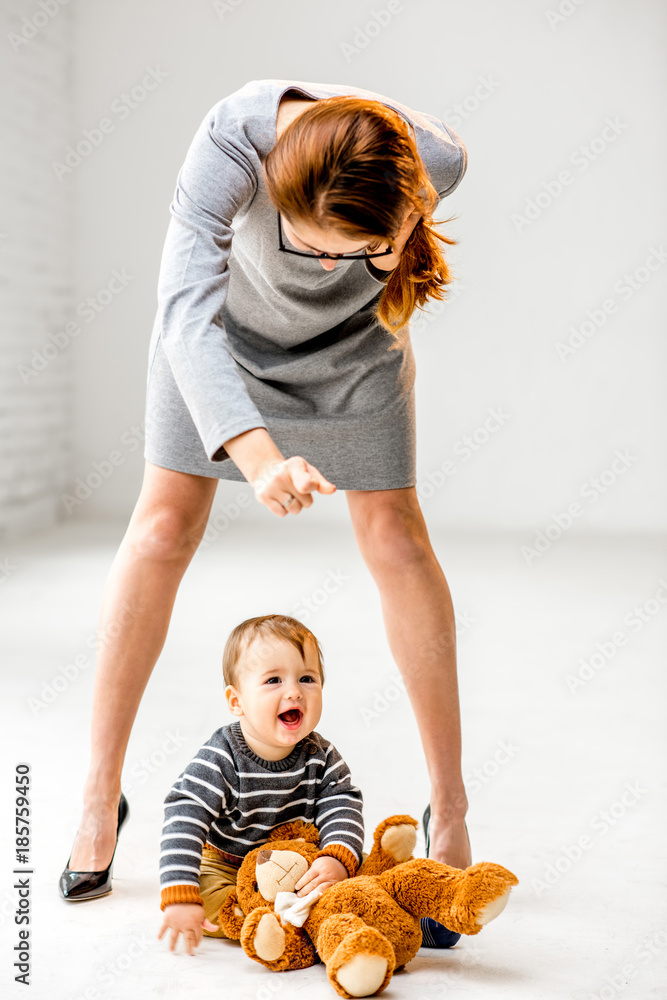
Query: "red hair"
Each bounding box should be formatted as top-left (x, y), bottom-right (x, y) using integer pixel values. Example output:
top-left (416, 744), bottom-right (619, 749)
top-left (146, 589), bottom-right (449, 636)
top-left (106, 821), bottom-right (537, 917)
top-left (263, 95), bottom-right (458, 336)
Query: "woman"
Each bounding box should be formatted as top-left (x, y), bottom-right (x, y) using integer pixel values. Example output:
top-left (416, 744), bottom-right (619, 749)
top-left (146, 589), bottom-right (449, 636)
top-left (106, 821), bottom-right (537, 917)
top-left (59, 78), bottom-right (471, 927)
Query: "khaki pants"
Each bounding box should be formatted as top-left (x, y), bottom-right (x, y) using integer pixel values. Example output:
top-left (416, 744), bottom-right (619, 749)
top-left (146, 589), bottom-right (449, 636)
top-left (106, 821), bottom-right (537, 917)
top-left (199, 846), bottom-right (241, 939)
top-left (199, 845), bottom-right (369, 939)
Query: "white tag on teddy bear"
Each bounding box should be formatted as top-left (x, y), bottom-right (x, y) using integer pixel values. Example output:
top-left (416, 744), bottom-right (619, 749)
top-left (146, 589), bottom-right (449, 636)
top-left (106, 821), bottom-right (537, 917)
top-left (274, 886), bottom-right (325, 927)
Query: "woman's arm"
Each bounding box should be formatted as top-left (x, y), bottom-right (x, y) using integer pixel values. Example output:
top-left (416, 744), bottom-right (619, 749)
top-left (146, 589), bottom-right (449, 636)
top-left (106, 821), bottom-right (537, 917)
top-left (155, 108), bottom-right (269, 465)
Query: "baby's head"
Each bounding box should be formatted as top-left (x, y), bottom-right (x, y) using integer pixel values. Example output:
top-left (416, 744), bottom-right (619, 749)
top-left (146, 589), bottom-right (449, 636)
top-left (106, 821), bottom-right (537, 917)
top-left (223, 615), bottom-right (325, 760)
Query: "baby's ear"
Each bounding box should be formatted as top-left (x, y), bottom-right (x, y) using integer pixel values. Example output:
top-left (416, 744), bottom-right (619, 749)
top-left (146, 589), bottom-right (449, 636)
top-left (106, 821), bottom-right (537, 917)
top-left (225, 685), bottom-right (244, 717)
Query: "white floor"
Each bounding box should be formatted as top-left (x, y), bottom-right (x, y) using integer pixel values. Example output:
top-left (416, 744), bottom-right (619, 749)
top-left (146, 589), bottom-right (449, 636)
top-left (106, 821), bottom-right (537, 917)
top-left (2, 518), bottom-right (666, 1000)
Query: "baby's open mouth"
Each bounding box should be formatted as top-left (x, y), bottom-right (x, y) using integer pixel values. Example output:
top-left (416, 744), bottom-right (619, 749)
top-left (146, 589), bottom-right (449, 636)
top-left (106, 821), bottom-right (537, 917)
top-left (278, 708), bottom-right (303, 730)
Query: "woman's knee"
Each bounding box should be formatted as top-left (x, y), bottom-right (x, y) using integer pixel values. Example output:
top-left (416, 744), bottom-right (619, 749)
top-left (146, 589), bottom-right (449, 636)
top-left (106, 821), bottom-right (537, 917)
top-left (128, 466), bottom-right (217, 561)
top-left (348, 490), bottom-right (431, 571)
top-left (129, 505), bottom-right (208, 561)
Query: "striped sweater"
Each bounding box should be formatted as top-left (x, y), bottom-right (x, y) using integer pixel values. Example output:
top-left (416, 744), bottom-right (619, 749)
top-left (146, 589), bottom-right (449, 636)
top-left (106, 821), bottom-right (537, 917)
top-left (160, 721), bottom-right (364, 908)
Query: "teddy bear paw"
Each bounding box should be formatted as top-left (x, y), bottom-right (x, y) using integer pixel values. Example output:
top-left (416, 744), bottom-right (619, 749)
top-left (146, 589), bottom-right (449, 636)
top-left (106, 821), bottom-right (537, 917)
top-left (242, 908), bottom-right (286, 964)
top-left (328, 927), bottom-right (395, 999)
top-left (379, 822), bottom-right (417, 862)
top-left (475, 885), bottom-right (512, 926)
top-left (453, 862), bottom-right (519, 934)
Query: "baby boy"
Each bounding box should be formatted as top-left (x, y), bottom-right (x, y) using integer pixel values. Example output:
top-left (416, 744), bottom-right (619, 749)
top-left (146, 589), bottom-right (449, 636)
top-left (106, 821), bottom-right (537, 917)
top-left (158, 613), bottom-right (364, 954)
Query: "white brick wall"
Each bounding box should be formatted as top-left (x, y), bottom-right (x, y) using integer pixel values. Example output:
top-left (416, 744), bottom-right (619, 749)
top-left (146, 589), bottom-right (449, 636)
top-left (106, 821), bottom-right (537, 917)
top-left (0, 1), bottom-right (74, 539)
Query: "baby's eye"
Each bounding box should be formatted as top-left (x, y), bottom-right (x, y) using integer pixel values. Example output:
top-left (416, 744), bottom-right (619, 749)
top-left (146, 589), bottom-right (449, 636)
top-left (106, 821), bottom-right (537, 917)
top-left (265, 676), bottom-right (281, 685)
top-left (300, 675), bottom-right (316, 684)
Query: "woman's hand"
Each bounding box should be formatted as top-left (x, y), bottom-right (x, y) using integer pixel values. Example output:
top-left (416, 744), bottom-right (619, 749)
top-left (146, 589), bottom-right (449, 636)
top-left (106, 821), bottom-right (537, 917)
top-left (252, 456), bottom-right (336, 517)
top-left (158, 903), bottom-right (218, 955)
top-left (369, 206), bottom-right (423, 272)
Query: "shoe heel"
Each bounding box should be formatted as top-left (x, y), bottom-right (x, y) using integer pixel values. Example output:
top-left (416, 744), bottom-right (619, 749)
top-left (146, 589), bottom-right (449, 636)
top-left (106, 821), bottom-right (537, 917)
top-left (58, 792), bottom-right (129, 902)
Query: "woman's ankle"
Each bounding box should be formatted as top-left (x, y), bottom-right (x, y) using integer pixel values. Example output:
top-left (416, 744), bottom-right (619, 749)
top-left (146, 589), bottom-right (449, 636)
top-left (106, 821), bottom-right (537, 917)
top-left (81, 779), bottom-right (123, 811)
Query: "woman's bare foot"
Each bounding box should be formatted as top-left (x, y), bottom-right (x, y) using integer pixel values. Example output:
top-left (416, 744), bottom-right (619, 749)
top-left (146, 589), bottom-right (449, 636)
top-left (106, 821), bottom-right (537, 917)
top-left (428, 812), bottom-right (472, 870)
top-left (68, 792), bottom-right (121, 871)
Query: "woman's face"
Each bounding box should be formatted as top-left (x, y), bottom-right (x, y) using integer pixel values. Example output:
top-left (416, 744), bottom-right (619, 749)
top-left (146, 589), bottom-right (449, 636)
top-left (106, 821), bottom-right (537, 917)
top-left (283, 204), bottom-right (416, 271)
top-left (281, 215), bottom-right (384, 271)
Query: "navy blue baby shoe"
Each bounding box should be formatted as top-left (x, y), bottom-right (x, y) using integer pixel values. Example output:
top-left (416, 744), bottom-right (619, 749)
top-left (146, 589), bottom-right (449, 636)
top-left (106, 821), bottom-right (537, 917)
top-left (419, 804), bottom-right (464, 948)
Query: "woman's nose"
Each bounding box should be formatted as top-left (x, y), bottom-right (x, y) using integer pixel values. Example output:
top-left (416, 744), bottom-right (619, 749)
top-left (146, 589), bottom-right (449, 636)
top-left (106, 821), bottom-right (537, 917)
top-left (319, 258), bottom-right (338, 271)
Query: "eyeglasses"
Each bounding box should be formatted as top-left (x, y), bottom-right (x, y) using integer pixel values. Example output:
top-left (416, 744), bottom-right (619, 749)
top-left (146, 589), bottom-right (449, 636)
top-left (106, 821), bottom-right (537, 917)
top-left (277, 212), bottom-right (394, 260)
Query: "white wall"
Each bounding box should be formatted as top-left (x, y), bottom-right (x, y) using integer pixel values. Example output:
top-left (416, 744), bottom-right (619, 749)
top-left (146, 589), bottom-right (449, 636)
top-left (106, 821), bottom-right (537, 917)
top-left (10, 0), bottom-right (667, 534)
top-left (0, 0), bottom-right (74, 538)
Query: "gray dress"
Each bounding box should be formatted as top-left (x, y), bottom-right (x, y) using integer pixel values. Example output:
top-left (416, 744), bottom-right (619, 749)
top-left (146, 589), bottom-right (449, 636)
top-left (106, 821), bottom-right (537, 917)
top-left (144, 78), bottom-right (467, 490)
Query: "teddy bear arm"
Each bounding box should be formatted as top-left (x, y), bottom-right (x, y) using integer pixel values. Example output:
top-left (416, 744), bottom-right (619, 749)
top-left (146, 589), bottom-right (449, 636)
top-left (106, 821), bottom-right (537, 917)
top-left (357, 815), bottom-right (418, 876)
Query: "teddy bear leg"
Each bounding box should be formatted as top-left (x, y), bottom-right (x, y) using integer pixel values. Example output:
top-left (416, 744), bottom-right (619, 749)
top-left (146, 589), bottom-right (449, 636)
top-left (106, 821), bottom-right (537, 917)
top-left (444, 862), bottom-right (519, 935)
top-left (240, 906), bottom-right (318, 972)
top-left (317, 914), bottom-right (395, 999)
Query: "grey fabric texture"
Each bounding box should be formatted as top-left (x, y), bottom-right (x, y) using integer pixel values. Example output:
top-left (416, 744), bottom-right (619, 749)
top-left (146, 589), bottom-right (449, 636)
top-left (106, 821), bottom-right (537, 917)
top-left (160, 721), bottom-right (364, 892)
top-left (144, 78), bottom-right (467, 489)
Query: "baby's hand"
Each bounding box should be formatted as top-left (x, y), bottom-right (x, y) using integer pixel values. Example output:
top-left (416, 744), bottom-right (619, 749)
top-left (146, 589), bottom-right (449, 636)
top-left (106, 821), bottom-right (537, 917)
top-left (294, 856), bottom-right (348, 897)
top-left (158, 903), bottom-right (218, 955)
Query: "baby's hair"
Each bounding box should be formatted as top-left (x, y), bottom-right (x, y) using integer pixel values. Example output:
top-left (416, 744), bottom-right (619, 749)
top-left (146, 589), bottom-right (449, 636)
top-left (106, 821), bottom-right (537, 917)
top-left (222, 614), bottom-right (325, 689)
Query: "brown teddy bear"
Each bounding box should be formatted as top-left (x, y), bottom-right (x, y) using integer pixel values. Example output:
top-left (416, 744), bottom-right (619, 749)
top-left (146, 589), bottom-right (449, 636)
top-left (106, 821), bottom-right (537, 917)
top-left (216, 814), bottom-right (518, 998)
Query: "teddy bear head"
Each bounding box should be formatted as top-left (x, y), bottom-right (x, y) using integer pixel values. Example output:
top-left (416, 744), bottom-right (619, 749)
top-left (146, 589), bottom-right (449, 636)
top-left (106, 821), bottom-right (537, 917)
top-left (234, 820), bottom-right (322, 912)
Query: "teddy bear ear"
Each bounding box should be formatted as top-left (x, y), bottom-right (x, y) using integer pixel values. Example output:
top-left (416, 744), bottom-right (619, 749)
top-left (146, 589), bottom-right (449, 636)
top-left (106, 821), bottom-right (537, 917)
top-left (269, 820), bottom-right (320, 844)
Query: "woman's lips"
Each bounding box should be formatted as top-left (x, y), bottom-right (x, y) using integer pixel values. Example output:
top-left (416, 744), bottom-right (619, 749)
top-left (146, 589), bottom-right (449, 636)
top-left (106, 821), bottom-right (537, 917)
top-left (279, 708), bottom-right (303, 730)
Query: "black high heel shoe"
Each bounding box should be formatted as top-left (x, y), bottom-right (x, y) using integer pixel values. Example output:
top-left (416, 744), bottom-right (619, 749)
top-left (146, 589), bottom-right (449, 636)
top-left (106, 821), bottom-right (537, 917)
top-left (58, 793), bottom-right (129, 901)
top-left (420, 803), bottom-right (471, 948)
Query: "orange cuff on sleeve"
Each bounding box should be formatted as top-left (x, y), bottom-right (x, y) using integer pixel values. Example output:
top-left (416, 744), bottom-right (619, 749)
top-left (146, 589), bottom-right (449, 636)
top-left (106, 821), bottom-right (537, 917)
top-left (160, 884), bottom-right (204, 910)
top-left (315, 843), bottom-right (359, 878)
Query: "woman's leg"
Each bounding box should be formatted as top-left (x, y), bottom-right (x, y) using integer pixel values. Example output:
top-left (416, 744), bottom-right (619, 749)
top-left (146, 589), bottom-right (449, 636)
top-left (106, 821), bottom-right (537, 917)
top-left (345, 486), bottom-right (472, 870)
top-left (68, 461), bottom-right (219, 871)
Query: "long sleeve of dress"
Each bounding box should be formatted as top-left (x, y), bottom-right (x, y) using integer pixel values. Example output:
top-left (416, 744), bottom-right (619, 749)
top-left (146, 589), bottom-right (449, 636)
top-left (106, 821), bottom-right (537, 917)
top-left (155, 111), bottom-right (269, 464)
